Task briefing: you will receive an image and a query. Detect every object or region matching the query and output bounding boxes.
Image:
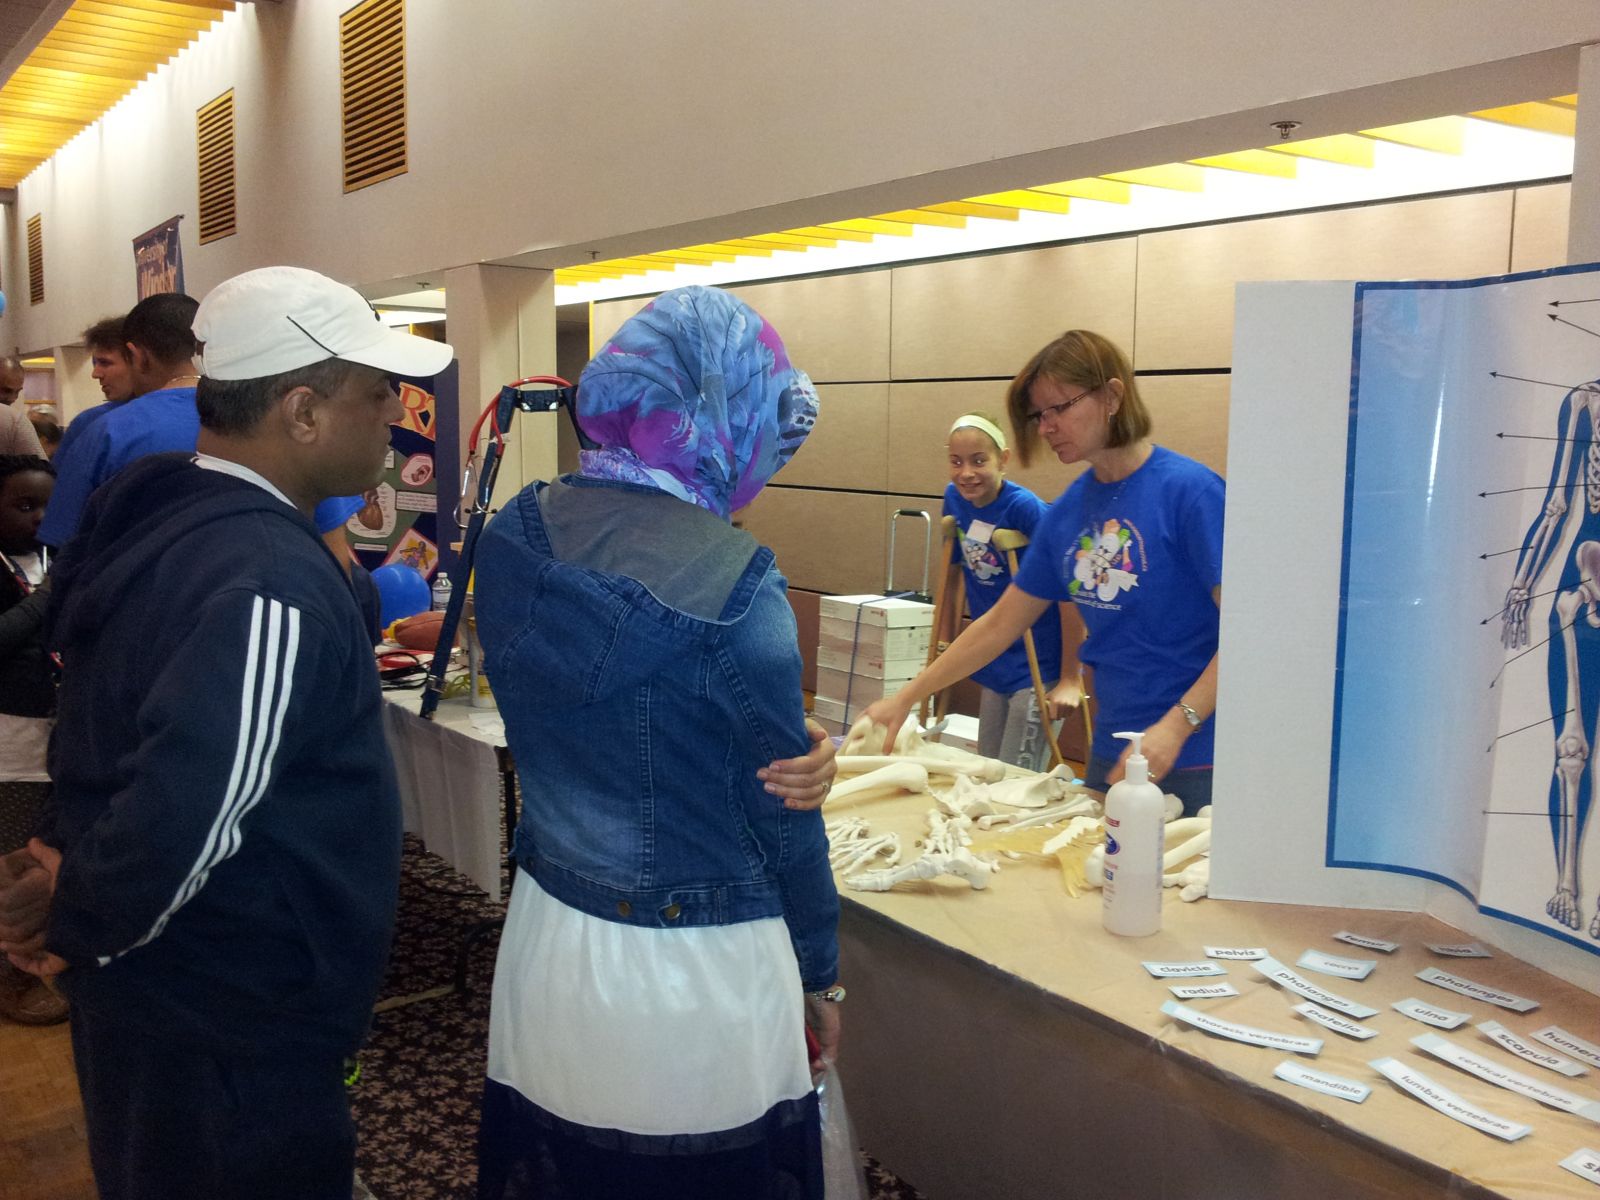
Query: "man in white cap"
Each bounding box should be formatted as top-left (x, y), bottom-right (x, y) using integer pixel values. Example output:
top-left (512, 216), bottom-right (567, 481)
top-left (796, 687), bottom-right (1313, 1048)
top-left (0, 266), bottom-right (453, 1199)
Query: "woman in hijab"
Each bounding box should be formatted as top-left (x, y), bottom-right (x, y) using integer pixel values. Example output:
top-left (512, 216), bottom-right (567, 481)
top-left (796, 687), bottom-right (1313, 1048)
top-left (474, 286), bottom-right (840, 1200)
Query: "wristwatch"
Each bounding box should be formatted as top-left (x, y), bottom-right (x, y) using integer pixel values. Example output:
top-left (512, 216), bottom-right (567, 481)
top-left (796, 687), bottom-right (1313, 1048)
top-left (1177, 702), bottom-right (1203, 729)
top-left (807, 984), bottom-right (847, 1003)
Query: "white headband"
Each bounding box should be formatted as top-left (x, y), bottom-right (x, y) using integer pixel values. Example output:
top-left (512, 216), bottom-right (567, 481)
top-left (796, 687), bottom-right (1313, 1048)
top-left (949, 414), bottom-right (1008, 452)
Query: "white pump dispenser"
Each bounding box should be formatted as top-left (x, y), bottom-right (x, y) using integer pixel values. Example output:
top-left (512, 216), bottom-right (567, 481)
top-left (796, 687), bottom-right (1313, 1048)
top-left (1101, 730), bottom-right (1165, 937)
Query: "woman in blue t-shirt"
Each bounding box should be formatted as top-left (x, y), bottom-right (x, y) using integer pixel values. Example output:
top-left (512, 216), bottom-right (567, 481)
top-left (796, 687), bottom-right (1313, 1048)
top-left (867, 331), bottom-right (1223, 814)
top-left (940, 412), bottom-right (1071, 770)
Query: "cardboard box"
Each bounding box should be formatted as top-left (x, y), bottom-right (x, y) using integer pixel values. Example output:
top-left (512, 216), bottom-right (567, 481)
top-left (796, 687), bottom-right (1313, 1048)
top-left (817, 623), bottom-right (931, 660)
top-left (816, 643), bottom-right (928, 678)
top-left (817, 594), bottom-right (934, 628)
top-left (815, 666), bottom-right (918, 705)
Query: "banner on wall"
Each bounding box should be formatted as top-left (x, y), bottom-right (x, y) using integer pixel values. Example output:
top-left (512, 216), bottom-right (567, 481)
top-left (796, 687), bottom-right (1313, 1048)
top-left (1331, 261), bottom-right (1600, 957)
top-left (132, 216), bottom-right (185, 299)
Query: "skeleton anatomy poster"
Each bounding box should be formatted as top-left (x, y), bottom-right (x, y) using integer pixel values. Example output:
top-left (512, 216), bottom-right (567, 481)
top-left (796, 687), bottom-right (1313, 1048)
top-left (1331, 262), bottom-right (1600, 957)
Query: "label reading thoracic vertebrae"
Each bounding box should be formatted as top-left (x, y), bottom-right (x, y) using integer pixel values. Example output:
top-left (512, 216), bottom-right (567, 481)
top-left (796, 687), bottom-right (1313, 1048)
top-left (1161, 1000), bottom-right (1321, 1055)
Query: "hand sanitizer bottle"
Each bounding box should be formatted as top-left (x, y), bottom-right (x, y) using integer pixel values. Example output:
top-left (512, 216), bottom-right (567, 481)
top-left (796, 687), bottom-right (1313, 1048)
top-left (1102, 731), bottom-right (1165, 937)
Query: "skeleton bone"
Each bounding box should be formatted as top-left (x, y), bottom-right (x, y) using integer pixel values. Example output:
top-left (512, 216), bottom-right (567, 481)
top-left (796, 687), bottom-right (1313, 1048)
top-left (841, 715), bottom-right (1010, 778)
top-left (834, 754), bottom-right (1005, 783)
top-left (1176, 858), bottom-right (1211, 902)
top-left (976, 793), bottom-right (1100, 831)
top-left (827, 761), bottom-right (930, 804)
top-left (844, 845), bottom-right (999, 892)
top-left (832, 832), bottom-right (902, 874)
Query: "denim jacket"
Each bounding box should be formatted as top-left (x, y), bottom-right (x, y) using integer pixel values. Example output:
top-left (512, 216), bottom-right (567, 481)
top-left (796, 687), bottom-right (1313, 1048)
top-left (475, 475), bottom-right (839, 992)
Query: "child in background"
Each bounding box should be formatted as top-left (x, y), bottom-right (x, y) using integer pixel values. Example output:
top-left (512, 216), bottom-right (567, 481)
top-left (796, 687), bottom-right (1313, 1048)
top-left (941, 414), bottom-right (1072, 770)
top-left (0, 454), bottom-right (64, 1024)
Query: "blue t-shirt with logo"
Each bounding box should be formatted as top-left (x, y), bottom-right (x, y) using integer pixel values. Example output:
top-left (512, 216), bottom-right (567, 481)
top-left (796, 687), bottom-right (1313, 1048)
top-left (1014, 446), bottom-right (1224, 768)
top-left (942, 479), bottom-right (1063, 694)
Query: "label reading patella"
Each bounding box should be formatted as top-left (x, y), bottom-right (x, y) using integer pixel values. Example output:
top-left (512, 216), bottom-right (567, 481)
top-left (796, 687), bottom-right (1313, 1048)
top-left (1251, 957), bottom-right (1380, 1018)
top-left (1393, 998), bottom-right (1471, 1030)
top-left (1294, 1001), bottom-right (1379, 1040)
top-left (1170, 982), bottom-right (1240, 1000)
top-left (1560, 1148), bottom-right (1600, 1186)
top-left (1161, 1000), bottom-right (1322, 1055)
top-left (1272, 1061), bottom-right (1370, 1102)
top-left (1534, 1026), bottom-right (1600, 1071)
top-left (1296, 949), bottom-right (1377, 980)
top-left (1416, 967), bottom-right (1539, 1013)
top-left (1368, 1057), bottom-right (1532, 1141)
top-left (1410, 1033), bottom-right (1600, 1122)
top-left (1142, 961), bottom-right (1227, 978)
top-left (1333, 930), bottom-right (1399, 953)
top-left (1426, 942), bottom-right (1493, 958)
top-left (1477, 1021), bottom-right (1587, 1077)
top-left (1204, 946), bottom-right (1268, 960)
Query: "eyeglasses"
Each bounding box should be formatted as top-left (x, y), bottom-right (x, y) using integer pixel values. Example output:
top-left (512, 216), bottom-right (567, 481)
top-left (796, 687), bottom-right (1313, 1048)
top-left (1024, 385), bottom-right (1098, 427)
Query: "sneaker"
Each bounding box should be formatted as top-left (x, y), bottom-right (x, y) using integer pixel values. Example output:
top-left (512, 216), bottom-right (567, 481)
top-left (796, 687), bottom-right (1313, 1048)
top-left (0, 960), bottom-right (67, 1025)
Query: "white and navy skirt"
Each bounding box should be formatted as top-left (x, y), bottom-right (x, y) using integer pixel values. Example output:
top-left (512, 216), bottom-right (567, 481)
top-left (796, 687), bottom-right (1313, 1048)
top-left (477, 870), bottom-right (822, 1200)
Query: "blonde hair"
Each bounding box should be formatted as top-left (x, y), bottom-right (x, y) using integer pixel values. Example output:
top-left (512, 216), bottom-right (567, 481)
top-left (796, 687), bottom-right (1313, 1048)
top-left (1005, 330), bottom-right (1150, 467)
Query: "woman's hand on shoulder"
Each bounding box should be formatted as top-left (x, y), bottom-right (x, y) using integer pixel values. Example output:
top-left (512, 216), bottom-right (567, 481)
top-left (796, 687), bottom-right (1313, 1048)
top-left (758, 719), bottom-right (837, 811)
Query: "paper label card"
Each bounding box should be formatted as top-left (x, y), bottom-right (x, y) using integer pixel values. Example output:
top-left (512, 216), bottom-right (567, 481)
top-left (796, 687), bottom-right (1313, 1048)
top-left (1273, 1061), bottom-right (1370, 1102)
top-left (1560, 1148), bottom-right (1600, 1186)
top-left (1535, 1026), bottom-right (1600, 1072)
top-left (1171, 983), bottom-right (1240, 1000)
top-left (1393, 998), bottom-right (1471, 1029)
top-left (1142, 961), bottom-right (1227, 978)
top-left (1333, 931), bottom-right (1399, 953)
top-left (1416, 967), bottom-right (1539, 1013)
top-left (1412, 1033), bottom-right (1600, 1122)
top-left (1297, 949), bottom-right (1377, 980)
top-left (1294, 1002), bottom-right (1379, 1040)
top-left (965, 519), bottom-right (995, 544)
top-left (1368, 1057), bottom-right (1532, 1142)
top-left (1478, 1021), bottom-right (1587, 1078)
top-left (1205, 946), bottom-right (1268, 960)
top-left (1161, 1000), bottom-right (1322, 1056)
top-left (1426, 942), bottom-right (1493, 958)
top-left (1252, 957), bottom-right (1380, 1018)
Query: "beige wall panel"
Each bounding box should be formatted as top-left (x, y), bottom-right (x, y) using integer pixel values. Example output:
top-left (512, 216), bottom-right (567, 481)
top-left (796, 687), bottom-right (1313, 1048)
top-left (727, 273), bottom-right (891, 383)
top-left (887, 381), bottom-right (1084, 503)
top-left (1141, 374), bottom-right (1232, 478)
top-left (1511, 182), bottom-right (1571, 273)
top-left (589, 296), bottom-right (652, 355)
top-left (778, 384), bottom-right (890, 491)
top-left (738, 487), bottom-right (885, 596)
top-left (890, 238), bottom-right (1137, 380)
top-left (787, 587), bottom-right (822, 695)
top-left (1136, 191), bottom-right (1515, 369)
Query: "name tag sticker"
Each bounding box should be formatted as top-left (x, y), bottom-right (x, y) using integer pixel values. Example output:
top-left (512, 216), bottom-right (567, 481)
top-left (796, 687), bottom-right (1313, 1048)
top-left (1251, 957), bottom-right (1380, 1018)
top-left (1478, 1020), bottom-right (1587, 1077)
top-left (1560, 1148), bottom-right (1600, 1186)
top-left (1170, 982), bottom-right (1240, 1000)
top-left (965, 519), bottom-right (996, 544)
top-left (1294, 1001), bottom-right (1379, 1040)
top-left (1161, 1000), bottom-right (1321, 1056)
top-left (1416, 967), bottom-right (1539, 1013)
top-left (1205, 946), bottom-right (1268, 960)
top-left (1411, 1033), bottom-right (1600, 1122)
top-left (1393, 998), bottom-right (1472, 1030)
top-left (1142, 961), bottom-right (1227, 978)
top-left (1273, 1061), bottom-right (1370, 1102)
top-left (1297, 949), bottom-right (1377, 980)
top-left (1426, 942), bottom-right (1493, 958)
top-left (1534, 1026), bottom-right (1600, 1072)
top-left (1369, 1057), bottom-right (1532, 1141)
top-left (1333, 930), bottom-right (1399, 953)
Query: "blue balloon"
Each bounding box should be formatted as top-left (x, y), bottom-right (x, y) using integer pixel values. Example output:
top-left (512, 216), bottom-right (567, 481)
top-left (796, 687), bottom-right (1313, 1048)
top-left (0, 291), bottom-right (7, 318)
top-left (371, 563), bottom-right (430, 626)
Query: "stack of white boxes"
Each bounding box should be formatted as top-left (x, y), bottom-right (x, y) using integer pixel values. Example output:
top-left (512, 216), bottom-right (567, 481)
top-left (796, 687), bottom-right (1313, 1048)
top-left (810, 594), bottom-right (933, 738)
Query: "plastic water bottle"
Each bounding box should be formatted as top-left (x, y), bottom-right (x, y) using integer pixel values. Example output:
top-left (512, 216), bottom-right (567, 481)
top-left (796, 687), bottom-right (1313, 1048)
top-left (430, 570), bottom-right (453, 612)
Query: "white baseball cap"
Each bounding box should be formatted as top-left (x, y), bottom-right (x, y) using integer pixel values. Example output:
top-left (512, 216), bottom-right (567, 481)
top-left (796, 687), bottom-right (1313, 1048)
top-left (195, 265), bottom-right (454, 381)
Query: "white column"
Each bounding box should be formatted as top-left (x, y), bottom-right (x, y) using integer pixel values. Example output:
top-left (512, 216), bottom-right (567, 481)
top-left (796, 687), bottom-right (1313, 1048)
top-left (53, 344), bottom-right (96, 424)
top-left (1568, 43), bottom-right (1600, 265)
top-left (441, 264), bottom-right (557, 512)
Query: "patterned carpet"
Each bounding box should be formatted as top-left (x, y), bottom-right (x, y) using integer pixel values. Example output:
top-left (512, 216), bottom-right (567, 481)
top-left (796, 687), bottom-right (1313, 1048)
top-left (350, 835), bottom-right (926, 1200)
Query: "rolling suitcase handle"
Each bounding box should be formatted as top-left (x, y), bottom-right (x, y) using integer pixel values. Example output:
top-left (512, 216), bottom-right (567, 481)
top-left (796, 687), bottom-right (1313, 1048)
top-left (886, 508), bottom-right (933, 603)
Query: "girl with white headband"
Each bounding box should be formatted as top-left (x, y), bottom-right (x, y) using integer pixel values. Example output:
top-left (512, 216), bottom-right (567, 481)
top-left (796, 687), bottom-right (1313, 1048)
top-left (941, 411), bottom-right (1071, 769)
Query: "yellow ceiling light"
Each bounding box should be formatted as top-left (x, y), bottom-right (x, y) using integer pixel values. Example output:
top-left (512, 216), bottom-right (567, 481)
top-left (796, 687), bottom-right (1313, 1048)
top-left (554, 99), bottom-right (1576, 292)
top-left (0, 0), bottom-right (235, 188)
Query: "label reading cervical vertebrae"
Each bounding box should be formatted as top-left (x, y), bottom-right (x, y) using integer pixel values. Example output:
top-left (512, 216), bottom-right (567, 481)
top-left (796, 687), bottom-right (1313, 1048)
top-left (1411, 1034), bottom-right (1600, 1122)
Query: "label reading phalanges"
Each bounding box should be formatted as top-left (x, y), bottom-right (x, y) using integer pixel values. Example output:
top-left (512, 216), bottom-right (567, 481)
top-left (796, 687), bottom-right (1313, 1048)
top-left (1560, 1148), bottom-right (1600, 1186)
top-left (1205, 946), bottom-right (1268, 960)
top-left (1333, 930), bottom-right (1399, 953)
top-left (1411, 1033), bottom-right (1600, 1122)
top-left (1171, 982), bottom-right (1240, 1000)
top-left (1273, 1061), bottom-right (1370, 1102)
top-left (1294, 1002), bottom-right (1379, 1040)
top-left (1251, 957), bottom-right (1380, 1018)
top-left (1534, 1026), bottom-right (1600, 1071)
top-left (1297, 949), bottom-right (1377, 980)
top-left (1142, 961), bottom-right (1227, 978)
top-left (1416, 967), bottom-right (1540, 1013)
top-left (1161, 1000), bottom-right (1322, 1055)
top-left (1393, 998), bottom-right (1471, 1029)
top-left (1426, 942), bottom-right (1493, 958)
top-left (1368, 1057), bottom-right (1532, 1142)
top-left (1479, 1021), bottom-right (1587, 1077)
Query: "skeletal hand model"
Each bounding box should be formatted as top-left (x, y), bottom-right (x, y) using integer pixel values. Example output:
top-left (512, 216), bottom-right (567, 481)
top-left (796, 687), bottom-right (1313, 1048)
top-left (1500, 380), bottom-right (1600, 936)
top-left (826, 817), bottom-right (902, 874)
top-left (844, 810), bottom-right (1000, 892)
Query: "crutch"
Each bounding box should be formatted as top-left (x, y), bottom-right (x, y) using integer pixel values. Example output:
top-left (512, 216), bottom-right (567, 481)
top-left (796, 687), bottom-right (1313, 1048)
top-left (918, 515), bottom-right (967, 728)
top-left (991, 527), bottom-right (1074, 770)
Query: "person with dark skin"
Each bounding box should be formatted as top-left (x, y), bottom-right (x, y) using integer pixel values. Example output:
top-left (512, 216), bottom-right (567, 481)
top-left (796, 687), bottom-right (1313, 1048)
top-left (0, 360), bottom-right (43, 458)
top-left (0, 358), bottom-right (23, 408)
